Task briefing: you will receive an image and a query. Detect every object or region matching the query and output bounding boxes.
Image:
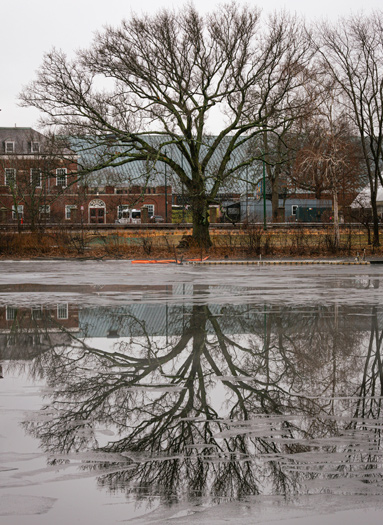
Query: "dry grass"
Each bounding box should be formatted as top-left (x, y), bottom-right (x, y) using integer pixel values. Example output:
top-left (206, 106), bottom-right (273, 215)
top-left (0, 227), bottom-right (381, 260)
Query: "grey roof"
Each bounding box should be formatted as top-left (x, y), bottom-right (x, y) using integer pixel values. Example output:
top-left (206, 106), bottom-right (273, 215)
top-left (69, 135), bottom-right (265, 193)
top-left (0, 127), bottom-right (46, 155)
top-left (0, 127), bottom-right (74, 157)
top-left (78, 303), bottom-right (382, 339)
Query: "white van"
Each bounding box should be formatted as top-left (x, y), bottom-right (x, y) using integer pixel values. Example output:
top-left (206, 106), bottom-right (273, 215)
top-left (116, 208), bottom-right (141, 224)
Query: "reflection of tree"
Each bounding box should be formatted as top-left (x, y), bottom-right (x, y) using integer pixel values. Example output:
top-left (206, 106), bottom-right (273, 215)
top-left (14, 301), bottom-right (383, 503)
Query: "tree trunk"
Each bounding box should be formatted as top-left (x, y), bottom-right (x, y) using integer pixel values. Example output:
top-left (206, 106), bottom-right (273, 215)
top-left (191, 195), bottom-right (212, 249)
top-left (30, 209), bottom-right (36, 232)
top-left (271, 177), bottom-right (279, 223)
top-left (370, 187), bottom-right (380, 247)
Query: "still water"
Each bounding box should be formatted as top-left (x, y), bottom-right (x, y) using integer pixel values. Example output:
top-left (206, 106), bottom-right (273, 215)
top-left (1, 261), bottom-right (383, 524)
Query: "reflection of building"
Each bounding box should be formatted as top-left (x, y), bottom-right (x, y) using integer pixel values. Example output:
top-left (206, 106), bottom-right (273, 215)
top-left (78, 303), bottom-right (383, 339)
top-left (0, 303), bottom-right (79, 360)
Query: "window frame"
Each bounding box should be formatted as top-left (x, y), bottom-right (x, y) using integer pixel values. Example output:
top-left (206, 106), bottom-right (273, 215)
top-left (30, 168), bottom-right (42, 188)
top-left (292, 205), bottom-right (298, 216)
top-left (31, 306), bottom-right (43, 320)
top-left (6, 306), bottom-right (17, 321)
top-left (143, 204), bottom-right (155, 217)
top-left (57, 303), bottom-right (68, 320)
top-left (5, 168), bottom-right (16, 186)
top-left (117, 205), bottom-right (130, 219)
top-left (5, 141), bottom-right (14, 154)
top-left (39, 205), bottom-right (51, 217)
top-left (56, 168), bottom-right (67, 187)
top-left (12, 205), bottom-right (23, 220)
top-left (31, 142), bottom-right (40, 153)
top-left (65, 204), bottom-right (77, 220)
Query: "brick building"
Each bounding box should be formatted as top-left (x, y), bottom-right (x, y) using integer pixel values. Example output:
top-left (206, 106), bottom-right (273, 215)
top-left (0, 127), bottom-right (171, 226)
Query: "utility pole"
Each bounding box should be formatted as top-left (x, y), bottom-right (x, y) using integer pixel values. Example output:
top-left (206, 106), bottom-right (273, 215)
top-left (246, 166), bottom-right (249, 222)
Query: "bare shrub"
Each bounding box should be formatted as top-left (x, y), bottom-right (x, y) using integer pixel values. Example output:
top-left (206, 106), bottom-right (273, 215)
top-left (241, 224), bottom-right (263, 256)
top-left (289, 224), bottom-right (309, 255)
top-left (50, 225), bottom-right (89, 255)
top-left (141, 235), bottom-right (153, 256)
top-left (263, 232), bottom-right (274, 255)
top-left (0, 231), bottom-right (17, 255)
top-left (323, 227), bottom-right (338, 254)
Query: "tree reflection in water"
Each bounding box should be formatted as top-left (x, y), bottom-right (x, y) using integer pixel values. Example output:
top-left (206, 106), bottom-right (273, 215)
top-left (4, 297), bottom-right (383, 505)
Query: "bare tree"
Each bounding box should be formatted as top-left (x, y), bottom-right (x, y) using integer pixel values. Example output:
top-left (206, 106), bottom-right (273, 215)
top-left (291, 106), bottom-right (362, 248)
top-left (315, 12), bottom-right (383, 246)
top-left (20, 3), bottom-right (313, 247)
top-left (257, 67), bottom-right (321, 223)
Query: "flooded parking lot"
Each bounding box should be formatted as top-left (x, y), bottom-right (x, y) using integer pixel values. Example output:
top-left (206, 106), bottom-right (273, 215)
top-left (1, 261), bottom-right (383, 524)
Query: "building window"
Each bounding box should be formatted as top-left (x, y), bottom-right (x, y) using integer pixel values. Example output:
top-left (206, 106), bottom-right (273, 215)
top-left (31, 168), bottom-right (42, 187)
top-left (143, 204), bottom-right (155, 217)
top-left (12, 205), bottom-right (23, 220)
top-left (31, 307), bottom-right (43, 320)
top-left (56, 168), bottom-right (67, 187)
top-left (5, 142), bottom-right (14, 153)
top-left (6, 335), bottom-right (17, 346)
top-left (117, 205), bottom-right (130, 219)
top-left (32, 334), bottom-right (42, 346)
top-left (65, 205), bottom-right (77, 220)
top-left (5, 168), bottom-right (16, 186)
top-left (6, 306), bottom-right (17, 321)
top-left (31, 142), bottom-right (40, 153)
top-left (57, 304), bottom-right (68, 320)
top-left (39, 205), bottom-right (50, 217)
top-left (292, 205), bottom-right (298, 216)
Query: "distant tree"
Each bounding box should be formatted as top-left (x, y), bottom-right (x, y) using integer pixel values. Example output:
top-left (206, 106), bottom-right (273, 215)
top-left (20, 3), bottom-right (313, 247)
top-left (291, 100), bottom-right (363, 247)
top-left (314, 12), bottom-right (383, 246)
top-left (255, 70), bottom-right (321, 223)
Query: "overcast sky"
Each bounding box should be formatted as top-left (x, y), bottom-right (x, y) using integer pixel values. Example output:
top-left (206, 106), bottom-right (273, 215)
top-left (1, 0), bottom-right (382, 129)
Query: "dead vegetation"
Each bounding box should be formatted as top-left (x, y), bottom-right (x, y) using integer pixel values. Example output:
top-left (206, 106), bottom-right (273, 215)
top-left (0, 226), bottom-right (381, 260)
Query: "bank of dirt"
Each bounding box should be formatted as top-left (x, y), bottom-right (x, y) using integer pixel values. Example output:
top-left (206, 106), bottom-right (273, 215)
top-left (1, 228), bottom-right (382, 261)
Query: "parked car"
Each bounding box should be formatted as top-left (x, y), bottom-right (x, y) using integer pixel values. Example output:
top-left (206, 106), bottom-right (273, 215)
top-left (150, 215), bottom-right (164, 223)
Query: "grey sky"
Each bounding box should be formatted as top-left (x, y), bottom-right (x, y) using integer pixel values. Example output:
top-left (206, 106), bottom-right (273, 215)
top-left (1, 0), bottom-right (382, 129)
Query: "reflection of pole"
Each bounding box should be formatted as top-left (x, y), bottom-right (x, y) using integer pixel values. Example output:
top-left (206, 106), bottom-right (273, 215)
top-left (164, 149), bottom-right (168, 223)
top-left (166, 298), bottom-right (169, 345)
top-left (182, 155), bottom-right (185, 222)
top-left (263, 154), bottom-right (266, 230)
top-left (263, 304), bottom-right (267, 350)
top-left (264, 303), bottom-right (269, 383)
top-left (246, 166), bottom-right (249, 222)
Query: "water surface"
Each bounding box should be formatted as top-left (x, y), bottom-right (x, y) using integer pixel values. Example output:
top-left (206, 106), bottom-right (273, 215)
top-left (1, 261), bottom-right (383, 524)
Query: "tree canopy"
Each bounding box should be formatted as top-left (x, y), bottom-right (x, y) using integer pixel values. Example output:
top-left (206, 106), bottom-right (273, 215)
top-left (20, 2), bottom-right (313, 246)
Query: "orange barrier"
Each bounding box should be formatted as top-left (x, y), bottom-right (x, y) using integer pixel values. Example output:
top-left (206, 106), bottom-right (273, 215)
top-left (131, 256), bottom-right (209, 264)
top-left (131, 259), bottom-right (177, 264)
